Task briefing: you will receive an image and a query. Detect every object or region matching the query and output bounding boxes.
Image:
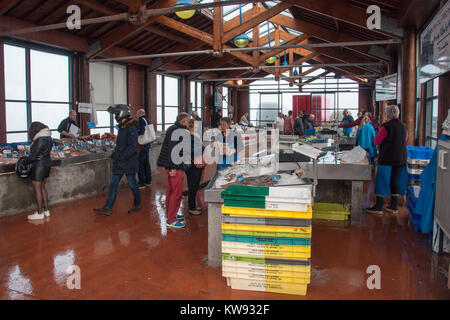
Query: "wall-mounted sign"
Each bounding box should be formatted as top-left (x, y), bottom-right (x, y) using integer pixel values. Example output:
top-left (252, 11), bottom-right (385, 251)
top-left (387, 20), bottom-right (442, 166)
top-left (375, 73), bottom-right (397, 102)
top-left (78, 102), bottom-right (93, 114)
top-left (419, 1), bottom-right (450, 84)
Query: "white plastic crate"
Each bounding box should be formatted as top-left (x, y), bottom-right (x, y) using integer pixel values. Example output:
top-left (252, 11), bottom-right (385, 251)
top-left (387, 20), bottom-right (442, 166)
top-left (268, 186), bottom-right (312, 201)
top-left (407, 158), bottom-right (430, 166)
top-left (407, 167), bottom-right (424, 175)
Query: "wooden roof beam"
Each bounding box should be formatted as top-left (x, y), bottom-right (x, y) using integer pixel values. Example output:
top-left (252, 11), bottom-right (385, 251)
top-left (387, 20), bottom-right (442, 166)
top-left (86, 0), bottom-right (178, 59)
top-left (283, 0), bottom-right (403, 38)
top-left (268, 13), bottom-right (390, 62)
top-left (0, 0), bottom-right (21, 15)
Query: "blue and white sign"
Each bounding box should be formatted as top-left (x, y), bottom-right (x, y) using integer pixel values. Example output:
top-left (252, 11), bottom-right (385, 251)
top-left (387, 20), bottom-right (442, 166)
top-left (419, 1), bottom-right (450, 84)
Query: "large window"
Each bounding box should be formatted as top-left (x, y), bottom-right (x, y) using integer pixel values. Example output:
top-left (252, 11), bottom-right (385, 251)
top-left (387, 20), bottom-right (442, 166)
top-left (157, 75), bottom-right (180, 131)
top-left (248, 71), bottom-right (359, 127)
top-left (190, 81), bottom-right (203, 120)
top-left (89, 62), bottom-right (127, 135)
top-left (424, 77), bottom-right (439, 149)
top-left (4, 42), bottom-right (72, 142)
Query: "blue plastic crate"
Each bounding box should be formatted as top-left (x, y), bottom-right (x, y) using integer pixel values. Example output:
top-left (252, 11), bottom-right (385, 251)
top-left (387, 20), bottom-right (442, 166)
top-left (406, 146), bottom-right (433, 160)
top-left (305, 128), bottom-right (316, 136)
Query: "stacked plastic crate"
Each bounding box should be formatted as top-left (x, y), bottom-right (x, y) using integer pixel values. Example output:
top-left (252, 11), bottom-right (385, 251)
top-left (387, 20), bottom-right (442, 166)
top-left (406, 146), bottom-right (433, 186)
top-left (220, 184), bottom-right (313, 296)
top-left (406, 146), bottom-right (433, 232)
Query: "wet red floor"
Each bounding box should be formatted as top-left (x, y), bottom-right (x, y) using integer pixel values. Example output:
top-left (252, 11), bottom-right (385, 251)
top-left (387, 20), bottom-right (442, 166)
top-left (0, 166), bottom-right (449, 300)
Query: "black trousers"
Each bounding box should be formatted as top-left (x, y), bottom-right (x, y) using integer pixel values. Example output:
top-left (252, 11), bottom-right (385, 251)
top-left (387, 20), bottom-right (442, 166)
top-left (138, 144), bottom-right (151, 185)
top-left (186, 166), bottom-right (203, 210)
top-left (390, 165), bottom-right (403, 195)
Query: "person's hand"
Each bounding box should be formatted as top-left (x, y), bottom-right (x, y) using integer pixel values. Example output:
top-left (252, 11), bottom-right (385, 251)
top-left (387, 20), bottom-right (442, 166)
top-left (169, 169), bottom-right (177, 177)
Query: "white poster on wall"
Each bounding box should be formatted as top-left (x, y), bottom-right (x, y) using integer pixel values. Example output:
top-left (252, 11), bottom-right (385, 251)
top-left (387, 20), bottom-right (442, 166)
top-left (419, 1), bottom-right (450, 84)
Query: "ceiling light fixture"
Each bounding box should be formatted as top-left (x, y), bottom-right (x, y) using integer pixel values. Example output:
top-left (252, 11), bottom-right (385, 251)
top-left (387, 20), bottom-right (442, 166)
top-left (174, 0), bottom-right (196, 20)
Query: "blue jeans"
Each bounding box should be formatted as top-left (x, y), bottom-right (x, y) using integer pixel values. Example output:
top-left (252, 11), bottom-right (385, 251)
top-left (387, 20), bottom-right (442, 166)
top-left (105, 174), bottom-right (141, 210)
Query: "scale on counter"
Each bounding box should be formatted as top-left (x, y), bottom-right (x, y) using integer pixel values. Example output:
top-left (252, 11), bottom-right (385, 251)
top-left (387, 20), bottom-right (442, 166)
top-left (291, 143), bottom-right (322, 200)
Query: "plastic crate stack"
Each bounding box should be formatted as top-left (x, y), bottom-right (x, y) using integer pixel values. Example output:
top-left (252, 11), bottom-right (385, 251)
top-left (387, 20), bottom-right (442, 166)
top-left (220, 184), bottom-right (313, 296)
top-left (406, 146), bottom-right (433, 186)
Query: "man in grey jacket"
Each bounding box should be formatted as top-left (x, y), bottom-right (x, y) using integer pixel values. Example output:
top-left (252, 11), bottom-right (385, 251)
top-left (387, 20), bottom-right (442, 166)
top-left (294, 110), bottom-right (305, 137)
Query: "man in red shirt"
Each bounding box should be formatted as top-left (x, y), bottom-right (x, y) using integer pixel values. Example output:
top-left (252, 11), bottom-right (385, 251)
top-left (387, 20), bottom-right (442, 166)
top-left (284, 110), bottom-right (294, 134)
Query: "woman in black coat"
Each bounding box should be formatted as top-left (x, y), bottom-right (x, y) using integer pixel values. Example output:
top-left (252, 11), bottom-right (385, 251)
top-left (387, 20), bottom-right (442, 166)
top-left (23, 122), bottom-right (53, 220)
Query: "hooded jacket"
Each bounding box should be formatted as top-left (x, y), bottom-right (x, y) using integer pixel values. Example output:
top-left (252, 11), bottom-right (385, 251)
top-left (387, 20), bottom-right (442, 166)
top-left (111, 117), bottom-right (139, 175)
top-left (23, 128), bottom-right (53, 167)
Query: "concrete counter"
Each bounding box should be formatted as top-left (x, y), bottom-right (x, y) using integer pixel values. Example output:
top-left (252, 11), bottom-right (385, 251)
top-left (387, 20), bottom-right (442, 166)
top-left (0, 140), bottom-right (162, 218)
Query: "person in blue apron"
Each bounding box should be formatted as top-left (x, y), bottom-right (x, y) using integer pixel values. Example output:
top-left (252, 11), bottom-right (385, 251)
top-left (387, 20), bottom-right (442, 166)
top-left (355, 115), bottom-right (377, 163)
top-left (340, 109), bottom-right (354, 136)
top-left (216, 117), bottom-right (241, 170)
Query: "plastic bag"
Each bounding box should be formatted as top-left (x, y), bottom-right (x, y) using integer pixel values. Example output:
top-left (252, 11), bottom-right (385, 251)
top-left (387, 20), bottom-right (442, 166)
top-left (340, 146), bottom-right (368, 164)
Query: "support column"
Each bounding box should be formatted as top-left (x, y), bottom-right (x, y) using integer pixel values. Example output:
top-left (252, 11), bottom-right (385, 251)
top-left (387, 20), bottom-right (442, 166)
top-left (380, 100), bottom-right (387, 125)
top-left (73, 54), bottom-right (91, 136)
top-left (401, 27), bottom-right (417, 145)
top-left (0, 38), bottom-right (6, 143)
top-left (203, 82), bottom-right (213, 127)
top-left (147, 72), bottom-right (157, 131)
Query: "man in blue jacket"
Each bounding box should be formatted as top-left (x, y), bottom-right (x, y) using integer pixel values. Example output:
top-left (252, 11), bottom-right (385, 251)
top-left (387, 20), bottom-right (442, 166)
top-left (137, 108), bottom-right (152, 188)
top-left (94, 105), bottom-right (141, 216)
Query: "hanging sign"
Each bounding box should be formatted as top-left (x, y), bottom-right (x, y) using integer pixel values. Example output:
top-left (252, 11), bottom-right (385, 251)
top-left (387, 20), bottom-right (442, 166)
top-left (78, 102), bottom-right (93, 114)
top-left (375, 73), bottom-right (397, 102)
top-left (419, 1), bottom-right (450, 84)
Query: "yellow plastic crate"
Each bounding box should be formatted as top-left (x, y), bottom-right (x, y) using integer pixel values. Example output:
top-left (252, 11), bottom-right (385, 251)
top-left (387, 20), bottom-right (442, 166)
top-left (312, 202), bottom-right (351, 221)
top-left (222, 223), bottom-right (312, 234)
top-left (222, 264), bottom-right (311, 279)
top-left (222, 259), bottom-right (311, 274)
top-left (227, 277), bottom-right (308, 295)
top-left (221, 241), bottom-right (311, 254)
top-left (222, 229), bottom-right (312, 239)
top-left (312, 212), bottom-right (350, 221)
top-left (223, 271), bottom-right (310, 284)
top-left (222, 205), bottom-right (312, 219)
top-left (221, 247), bottom-right (311, 260)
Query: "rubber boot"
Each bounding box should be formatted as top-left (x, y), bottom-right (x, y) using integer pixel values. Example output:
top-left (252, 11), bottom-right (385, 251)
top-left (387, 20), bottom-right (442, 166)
top-left (385, 194), bottom-right (399, 214)
top-left (398, 195), bottom-right (405, 207)
top-left (366, 196), bottom-right (384, 214)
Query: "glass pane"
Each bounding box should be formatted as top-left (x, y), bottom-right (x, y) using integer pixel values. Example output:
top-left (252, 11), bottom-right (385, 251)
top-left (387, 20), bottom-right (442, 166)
top-left (6, 102), bottom-right (27, 132)
top-left (7, 132), bottom-right (28, 143)
top-left (89, 62), bottom-right (112, 105)
top-left (30, 50), bottom-right (69, 102)
top-left (165, 76), bottom-right (179, 106)
top-left (157, 125), bottom-right (163, 131)
top-left (31, 103), bottom-right (70, 130)
top-left (197, 82), bottom-right (202, 109)
top-left (338, 92), bottom-right (358, 110)
top-left (96, 111), bottom-right (111, 127)
top-left (260, 94), bottom-right (278, 109)
top-left (433, 78), bottom-right (439, 97)
top-left (164, 107), bottom-right (178, 125)
top-left (4, 44), bottom-right (26, 100)
top-left (157, 75), bottom-right (162, 105)
top-left (431, 99), bottom-right (438, 139)
top-left (113, 64), bottom-right (127, 104)
top-left (190, 81), bottom-right (195, 105)
top-left (51, 130), bottom-right (60, 140)
top-left (157, 106), bottom-right (163, 124)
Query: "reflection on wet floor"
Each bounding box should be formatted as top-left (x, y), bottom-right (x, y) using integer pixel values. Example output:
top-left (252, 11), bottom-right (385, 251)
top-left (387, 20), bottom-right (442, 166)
top-left (0, 166), bottom-right (449, 300)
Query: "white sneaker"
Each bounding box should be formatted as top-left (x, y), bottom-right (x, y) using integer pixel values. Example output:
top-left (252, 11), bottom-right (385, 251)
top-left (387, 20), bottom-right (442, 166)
top-left (28, 212), bottom-right (44, 220)
top-left (43, 210), bottom-right (50, 217)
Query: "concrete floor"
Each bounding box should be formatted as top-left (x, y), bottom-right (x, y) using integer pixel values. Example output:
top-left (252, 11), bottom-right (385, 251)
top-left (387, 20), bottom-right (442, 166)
top-left (0, 166), bottom-right (449, 300)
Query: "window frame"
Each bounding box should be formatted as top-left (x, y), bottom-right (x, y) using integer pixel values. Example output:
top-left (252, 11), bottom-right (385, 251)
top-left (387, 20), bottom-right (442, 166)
top-left (4, 39), bottom-right (74, 142)
top-left (157, 74), bottom-right (180, 131)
